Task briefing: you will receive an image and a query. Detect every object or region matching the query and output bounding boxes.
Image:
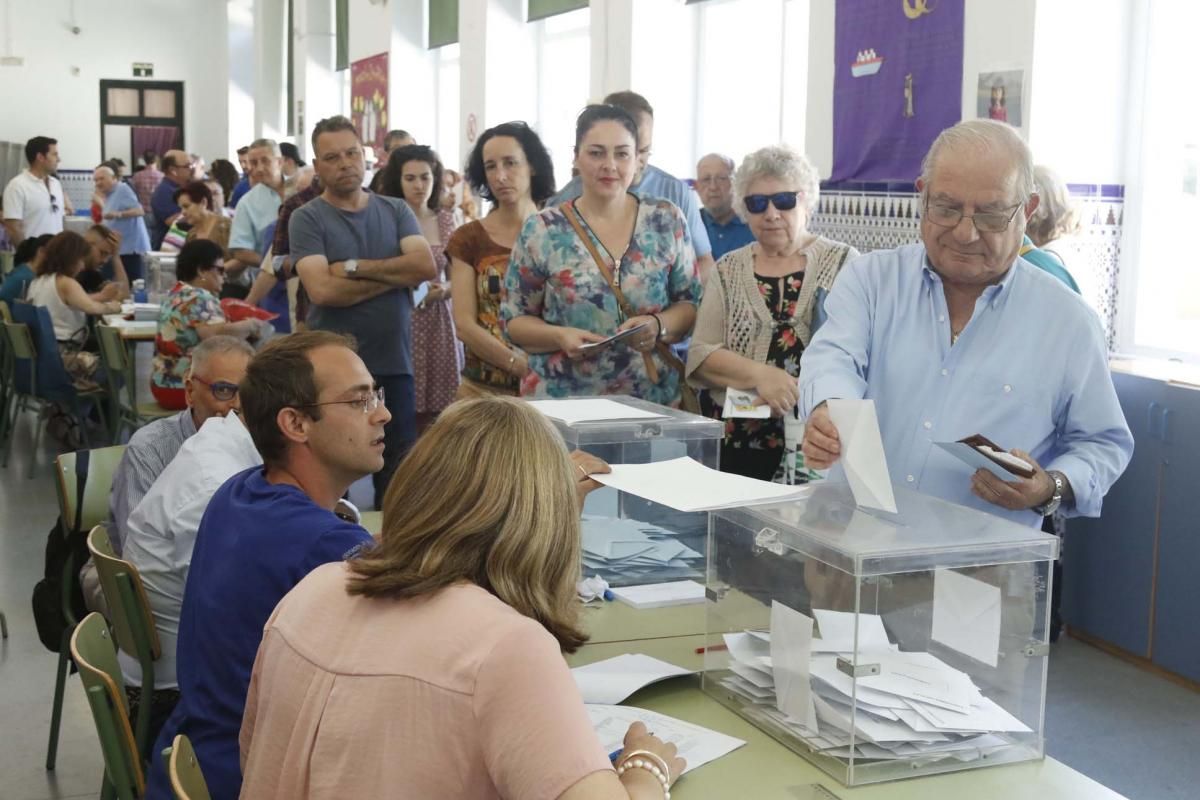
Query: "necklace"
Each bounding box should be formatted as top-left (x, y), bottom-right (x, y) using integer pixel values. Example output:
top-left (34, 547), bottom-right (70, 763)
top-left (951, 328), bottom-right (963, 345)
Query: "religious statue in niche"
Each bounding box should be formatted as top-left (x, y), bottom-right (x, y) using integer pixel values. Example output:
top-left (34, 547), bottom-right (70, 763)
top-left (904, 73), bottom-right (915, 118)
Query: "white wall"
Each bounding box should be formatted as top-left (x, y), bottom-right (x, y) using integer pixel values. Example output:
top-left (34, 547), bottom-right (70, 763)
top-left (348, 0), bottom-right (391, 62)
top-left (805, 0), bottom-right (1039, 181)
top-left (0, 0), bottom-right (230, 168)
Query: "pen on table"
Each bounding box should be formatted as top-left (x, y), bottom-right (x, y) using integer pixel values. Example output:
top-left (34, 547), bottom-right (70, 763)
top-left (603, 589), bottom-right (614, 601)
top-left (608, 748), bottom-right (623, 763)
top-left (695, 643), bottom-right (729, 654)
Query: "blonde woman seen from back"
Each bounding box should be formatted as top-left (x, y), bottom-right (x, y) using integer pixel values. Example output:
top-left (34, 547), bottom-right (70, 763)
top-left (239, 396), bottom-right (685, 800)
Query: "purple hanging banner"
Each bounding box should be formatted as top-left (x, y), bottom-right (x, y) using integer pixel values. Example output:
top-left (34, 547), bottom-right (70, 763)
top-left (830, 0), bottom-right (964, 183)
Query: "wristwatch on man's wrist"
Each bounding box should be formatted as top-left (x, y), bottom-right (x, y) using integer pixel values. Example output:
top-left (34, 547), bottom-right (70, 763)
top-left (343, 258), bottom-right (359, 277)
top-left (1035, 471), bottom-right (1065, 516)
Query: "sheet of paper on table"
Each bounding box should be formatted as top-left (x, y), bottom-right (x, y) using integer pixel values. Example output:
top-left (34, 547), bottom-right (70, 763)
top-left (591, 456), bottom-right (812, 512)
top-left (586, 704), bottom-right (746, 775)
top-left (826, 399), bottom-right (898, 513)
top-left (527, 398), bottom-right (666, 425)
top-left (609, 579), bottom-right (705, 609)
top-left (571, 653), bottom-right (695, 704)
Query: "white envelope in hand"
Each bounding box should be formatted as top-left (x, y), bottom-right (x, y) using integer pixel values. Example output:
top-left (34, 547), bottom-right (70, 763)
top-left (826, 399), bottom-right (898, 514)
top-left (931, 569), bottom-right (1002, 668)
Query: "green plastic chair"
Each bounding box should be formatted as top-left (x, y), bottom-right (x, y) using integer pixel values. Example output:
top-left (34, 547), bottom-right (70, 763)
top-left (46, 446), bottom-right (127, 771)
top-left (163, 734), bottom-right (212, 800)
top-left (89, 525), bottom-right (162, 762)
top-left (0, 301), bottom-right (13, 464)
top-left (96, 322), bottom-right (173, 442)
top-left (70, 612), bottom-right (145, 800)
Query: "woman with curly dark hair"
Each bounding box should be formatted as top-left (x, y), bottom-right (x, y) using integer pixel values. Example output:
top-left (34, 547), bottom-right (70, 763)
top-left (377, 144), bottom-right (464, 430)
top-left (446, 122), bottom-right (557, 397)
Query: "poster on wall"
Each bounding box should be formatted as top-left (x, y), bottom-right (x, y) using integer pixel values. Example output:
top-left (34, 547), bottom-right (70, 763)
top-left (976, 69), bottom-right (1024, 130)
top-left (831, 0), bottom-right (964, 183)
top-left (351, 52), bottom-right (389, 158)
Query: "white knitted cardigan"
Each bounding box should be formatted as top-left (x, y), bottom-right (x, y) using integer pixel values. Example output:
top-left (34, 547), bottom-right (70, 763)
top-left (685, 236), bottom-right (858, 402)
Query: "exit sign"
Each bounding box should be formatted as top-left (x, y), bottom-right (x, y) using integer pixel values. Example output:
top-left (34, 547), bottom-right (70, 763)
top-left (133, 62), bottom-right (153, 77)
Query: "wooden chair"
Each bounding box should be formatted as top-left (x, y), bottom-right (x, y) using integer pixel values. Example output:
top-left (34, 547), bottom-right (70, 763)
top-left (70, 612), bottom-right (145, 800)
top-left (163, 734), bottom-right (212, 800)
top-left (46, 446), bottom-right (127, 771)
top-left (88, 525), bottom-right (163, 761)
top-left (96, 322), bottom-right (173, 442)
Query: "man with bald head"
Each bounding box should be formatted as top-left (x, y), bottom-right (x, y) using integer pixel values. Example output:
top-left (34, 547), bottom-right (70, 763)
top-left (150, 149), bottom-right (193, 248)
top-left (696, 152), bottom-right (754, 261)
top-left (800, 119), bottom-right (1132, 526)
top-left (94, 163), bottom-right (151, 281)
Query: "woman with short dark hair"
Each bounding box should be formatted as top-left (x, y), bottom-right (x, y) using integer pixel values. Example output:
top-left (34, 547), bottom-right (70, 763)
top-left (447, 122), bottom-right (557, 397)
top-left (502, 105), bottom-right (701, 406)
top-left (152, 238), bottom-right (269, 408)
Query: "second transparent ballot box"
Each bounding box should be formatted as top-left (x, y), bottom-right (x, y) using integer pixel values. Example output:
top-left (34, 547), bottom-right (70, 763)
top-left (534, 396), bottom-right (724, 587)
top-left (700, 482), bottom-right (1059, 786)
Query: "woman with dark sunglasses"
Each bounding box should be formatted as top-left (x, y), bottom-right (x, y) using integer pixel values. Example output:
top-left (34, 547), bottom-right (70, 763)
top-left (685, 144), bottom-right (858, 481)
top-left (151, 238), bottom-right (271, 409)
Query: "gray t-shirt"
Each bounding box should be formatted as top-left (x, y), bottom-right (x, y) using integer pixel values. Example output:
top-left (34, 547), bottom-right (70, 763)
top-left (289, 194), bottom-right (422, 376)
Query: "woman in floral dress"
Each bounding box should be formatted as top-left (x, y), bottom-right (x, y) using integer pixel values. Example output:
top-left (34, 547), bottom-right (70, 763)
top-left (378, 145), bottom-right (464, 431)
top-left (686, 145), bottom-right (857, 480)
top-left (502, 105), bottom-right (700, 407)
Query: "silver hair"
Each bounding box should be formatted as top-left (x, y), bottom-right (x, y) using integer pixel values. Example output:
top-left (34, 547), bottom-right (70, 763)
top-left (248, 138), bottom-right (281, 157)
top-left (189, 335), bottom-right (255, 376)
top-left (733, 145), bottom-right (820, 218)
top-left (919, 119), bottom-right (1034, 204)
top-left (697, 152), bottom-right (735, 174)
top-left (93, 164), bottom-right (115, 178)
top-left (1028, 164), bottom-right (1080, 246)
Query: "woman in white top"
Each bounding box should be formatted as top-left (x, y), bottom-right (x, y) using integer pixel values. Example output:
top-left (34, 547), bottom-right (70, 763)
top-left (25, 231), bottom-right (123, 388)
top-left (26, 231), bottom-right (123, 342)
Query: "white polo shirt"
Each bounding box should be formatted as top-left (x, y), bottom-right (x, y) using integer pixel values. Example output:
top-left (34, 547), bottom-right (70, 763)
top-left (2, 169), bottom-right (66, 237)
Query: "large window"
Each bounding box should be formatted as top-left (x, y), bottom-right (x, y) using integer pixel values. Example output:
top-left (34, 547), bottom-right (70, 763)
top-left (1121, 2), bottom-right (1200, 358)
top-left (534, 8), bottom-right (591, 188)
top-left (434, 43), bottom-right (462, 173)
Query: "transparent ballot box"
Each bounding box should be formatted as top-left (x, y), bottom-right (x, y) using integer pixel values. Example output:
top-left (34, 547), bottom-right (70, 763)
top-left (534, 396), bottom-right (723, 587)
top-left (700, 483), bottom-right (1059, 786)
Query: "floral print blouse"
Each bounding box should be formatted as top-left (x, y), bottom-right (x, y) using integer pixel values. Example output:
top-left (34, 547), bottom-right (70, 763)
top-left (501, 198), bottom-right (701, 407)
top-left (153, 282), bottom-right (225, 390)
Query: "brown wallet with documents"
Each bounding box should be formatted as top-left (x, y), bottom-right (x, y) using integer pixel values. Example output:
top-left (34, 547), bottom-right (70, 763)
top-left (958, 434), bottom-right (1037, 479)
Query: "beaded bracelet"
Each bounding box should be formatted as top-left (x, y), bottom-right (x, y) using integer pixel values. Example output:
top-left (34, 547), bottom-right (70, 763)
top-left (616, 749), bottom-right (671, 799)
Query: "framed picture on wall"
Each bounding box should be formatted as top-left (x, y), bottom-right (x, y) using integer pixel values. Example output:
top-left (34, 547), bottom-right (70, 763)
top-left (976, 69), bottom-right (1025, 130)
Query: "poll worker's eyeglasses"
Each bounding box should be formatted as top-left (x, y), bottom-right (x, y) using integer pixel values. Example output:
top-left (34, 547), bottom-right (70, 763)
top-left (744, 191), bottom-right (801, 214)
top-left (296, 386), bottom-right (385, 415)
top-left (924, 201), bottom-right (1023, 233)
top-left (191, 375), bottom-right (240, 401)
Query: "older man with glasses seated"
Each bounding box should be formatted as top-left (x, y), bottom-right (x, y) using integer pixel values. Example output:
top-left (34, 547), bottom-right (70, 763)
top-left (799, 119), bottom-right (1133, 526)
top-left (106, 335), bottom-right (255, 750)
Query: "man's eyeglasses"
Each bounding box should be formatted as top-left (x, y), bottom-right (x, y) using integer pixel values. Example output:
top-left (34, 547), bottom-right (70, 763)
top-left (296, 386), bottom-right (385, 415)
top-left (924, 201), bottom-right (1023, 233)
top-left (696, 176), bottom-right (732, 188)
top-left (744, 191), bottom-right (801, 214)
top-left (192, 375), bottom-right (240, 401)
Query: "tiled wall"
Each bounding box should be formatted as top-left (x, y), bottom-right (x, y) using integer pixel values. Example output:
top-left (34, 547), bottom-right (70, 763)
top-left (808, 183), bottom-right (1124, 349)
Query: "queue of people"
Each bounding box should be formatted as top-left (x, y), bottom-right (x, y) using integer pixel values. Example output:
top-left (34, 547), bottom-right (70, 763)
top-left (2, 93), bottom-right (1134, 800)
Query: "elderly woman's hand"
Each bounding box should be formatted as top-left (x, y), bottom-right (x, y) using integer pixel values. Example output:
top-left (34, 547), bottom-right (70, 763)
top-left (754, 364), bottom-right (800, 417)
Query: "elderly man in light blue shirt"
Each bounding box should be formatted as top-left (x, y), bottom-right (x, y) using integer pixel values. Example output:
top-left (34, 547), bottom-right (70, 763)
top-left (548, 90), bottom-right (715, 282)
top-left (800, 120), bottom-right (1132, 527)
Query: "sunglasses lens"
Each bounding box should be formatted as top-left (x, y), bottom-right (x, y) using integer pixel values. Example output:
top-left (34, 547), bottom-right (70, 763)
top-left (771, 192), bottom-right (799, 211)
top-left (745, 195), bottom-right (769, 214)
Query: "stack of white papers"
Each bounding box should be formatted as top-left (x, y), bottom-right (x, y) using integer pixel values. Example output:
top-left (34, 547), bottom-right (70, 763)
top-left (714, 604), bottom-right (1031, 767)
top-left (609, 580), bottom-right (706, 609)
top-left (587, 704), bottom-right (746, 775)
top-left (528, 398), bottom-right (666, 425)
top-left (572, 654), bottom-right (694, 704)
top-left (581, 515), bottom-right (704, 583)
top-left (592, 457), bottom-right (813, 513)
